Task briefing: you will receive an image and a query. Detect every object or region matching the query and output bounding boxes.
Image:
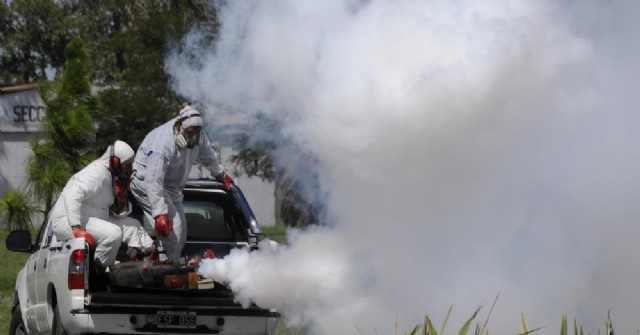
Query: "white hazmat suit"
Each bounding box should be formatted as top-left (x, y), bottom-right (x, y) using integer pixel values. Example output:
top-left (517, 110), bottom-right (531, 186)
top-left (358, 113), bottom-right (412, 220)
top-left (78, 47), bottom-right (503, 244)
top-left (130, 106), bottom-right (224, 263)
top-left (51, 141), bottom-right (154, 267)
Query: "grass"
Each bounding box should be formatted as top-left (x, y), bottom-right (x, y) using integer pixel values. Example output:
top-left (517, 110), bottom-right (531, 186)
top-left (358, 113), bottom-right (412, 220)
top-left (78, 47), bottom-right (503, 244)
top-left (0, 228), bottom-right (32, 333)
top-left (383, 295), bottom-right (615, 335)
top-left (274, 321), bottom-right (308, 335)
top-left (261, 223), bottom-right (289, 245)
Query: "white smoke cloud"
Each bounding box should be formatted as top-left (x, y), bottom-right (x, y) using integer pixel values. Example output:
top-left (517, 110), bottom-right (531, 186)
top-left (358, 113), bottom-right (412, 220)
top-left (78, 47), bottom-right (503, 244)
top-left (167, 0), bottom-right (640, 334)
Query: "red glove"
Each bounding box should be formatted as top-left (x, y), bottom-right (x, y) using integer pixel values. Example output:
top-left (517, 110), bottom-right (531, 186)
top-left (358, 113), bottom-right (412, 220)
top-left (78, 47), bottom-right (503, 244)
top-left (154, 214), bottom-right (173, 237)
top-left (223, 173), bottom-right (234, 190)
top-left (73, 227), bottom-right (96, 249)
top-left (216, 172), bottom-right (234, 190)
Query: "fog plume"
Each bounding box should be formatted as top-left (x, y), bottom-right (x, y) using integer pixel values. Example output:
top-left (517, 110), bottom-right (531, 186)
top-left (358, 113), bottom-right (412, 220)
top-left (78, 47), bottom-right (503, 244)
top-left (167, 1), bottom-right (640, 334)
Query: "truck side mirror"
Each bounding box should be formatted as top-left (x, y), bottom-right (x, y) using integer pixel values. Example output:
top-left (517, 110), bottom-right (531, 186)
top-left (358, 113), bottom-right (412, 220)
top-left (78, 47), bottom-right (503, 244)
top-left (6, 230), bottom-right (33, 253)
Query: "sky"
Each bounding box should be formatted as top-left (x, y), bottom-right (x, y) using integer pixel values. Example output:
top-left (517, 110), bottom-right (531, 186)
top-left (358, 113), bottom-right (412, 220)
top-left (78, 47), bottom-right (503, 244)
top-left (166, 1), bottom-right (640, 334)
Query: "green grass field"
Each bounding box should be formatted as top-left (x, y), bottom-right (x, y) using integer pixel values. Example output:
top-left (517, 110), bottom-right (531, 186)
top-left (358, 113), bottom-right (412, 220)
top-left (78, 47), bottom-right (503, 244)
top-left (0, 228), bottom-right (31, 333)
top-left (260, 224), bottom-right (288, 244)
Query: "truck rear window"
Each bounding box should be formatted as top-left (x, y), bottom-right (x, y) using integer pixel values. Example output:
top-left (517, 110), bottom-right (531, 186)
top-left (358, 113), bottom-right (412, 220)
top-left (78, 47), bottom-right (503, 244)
top-left (140, 191), bottom-right (249, 242)
top-left (184, 200), bottom-right (235, 240)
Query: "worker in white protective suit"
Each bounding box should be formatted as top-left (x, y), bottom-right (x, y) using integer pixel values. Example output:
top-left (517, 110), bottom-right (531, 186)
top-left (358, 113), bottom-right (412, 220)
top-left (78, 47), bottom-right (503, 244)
top-left (130, 105), bottom-right (233, 264)
top-left (51, 140), bottom-right (154, 268)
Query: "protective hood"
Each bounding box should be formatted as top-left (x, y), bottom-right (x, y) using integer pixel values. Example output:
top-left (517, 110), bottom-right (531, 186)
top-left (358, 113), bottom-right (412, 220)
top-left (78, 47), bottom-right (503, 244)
top-left (100, 140), bottom-right (135, 162)
top-left (177, 105), bottom-right (203, 130)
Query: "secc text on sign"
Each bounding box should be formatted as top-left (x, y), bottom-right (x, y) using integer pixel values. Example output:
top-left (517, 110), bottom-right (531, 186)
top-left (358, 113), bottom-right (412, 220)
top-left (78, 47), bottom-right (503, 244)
top-left (13, 105), bottom-right (46, 123)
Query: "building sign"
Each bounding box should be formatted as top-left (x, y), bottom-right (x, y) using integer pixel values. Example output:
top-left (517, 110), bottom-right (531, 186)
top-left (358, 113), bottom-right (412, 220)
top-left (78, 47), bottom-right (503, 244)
top-left (0, 84), bottom-right (47, 132)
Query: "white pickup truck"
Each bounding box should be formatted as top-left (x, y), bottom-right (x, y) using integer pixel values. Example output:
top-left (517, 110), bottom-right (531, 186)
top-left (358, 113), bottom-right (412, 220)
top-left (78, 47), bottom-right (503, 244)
top-left (6, 179), bottom-right (281, 335)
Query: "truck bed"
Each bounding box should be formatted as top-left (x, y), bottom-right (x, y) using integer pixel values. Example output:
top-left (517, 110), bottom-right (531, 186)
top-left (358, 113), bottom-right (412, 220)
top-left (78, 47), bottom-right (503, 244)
top-left (87, 261), bottom-right (278, 315)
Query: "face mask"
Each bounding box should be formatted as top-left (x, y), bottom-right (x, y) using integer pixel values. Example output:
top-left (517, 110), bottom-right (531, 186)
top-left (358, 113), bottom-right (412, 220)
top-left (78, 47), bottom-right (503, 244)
top-left (117, 167), bottom-right (133, 182)
top-left (113, 169), bottom-right (133, 207)
top-left (176, 134), bottom-right (188, 148)
top-left (176, 132), bottom-right (200, 149)
top-left (186, 133), bottom-right (200, 149)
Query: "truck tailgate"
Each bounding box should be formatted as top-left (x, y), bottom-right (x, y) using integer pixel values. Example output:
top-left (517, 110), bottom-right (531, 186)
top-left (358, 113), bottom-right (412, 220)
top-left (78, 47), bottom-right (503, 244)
top-left (84, 289), bottom-right (280, 317)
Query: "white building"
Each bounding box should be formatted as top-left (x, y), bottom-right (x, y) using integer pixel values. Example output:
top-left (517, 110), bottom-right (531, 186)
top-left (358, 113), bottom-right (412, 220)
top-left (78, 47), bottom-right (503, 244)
top-left (0, 84), bottom-right (275, 227)
top-left (0, 84), bottom-right (46, 194)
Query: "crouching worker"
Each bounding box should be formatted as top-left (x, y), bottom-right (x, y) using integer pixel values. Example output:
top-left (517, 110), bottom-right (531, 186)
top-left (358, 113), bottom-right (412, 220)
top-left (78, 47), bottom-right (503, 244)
top-left (131, 105), bottom-right (232, 264)
top-left (51, 140), bottom-right (154, 270)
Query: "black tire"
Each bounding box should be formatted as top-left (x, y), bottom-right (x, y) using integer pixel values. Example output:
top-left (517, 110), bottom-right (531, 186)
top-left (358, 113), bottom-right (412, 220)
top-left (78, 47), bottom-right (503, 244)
top-left (9, 306), bottom-right (28, 335)
top-left (52, 305), bottom-right (68, 335)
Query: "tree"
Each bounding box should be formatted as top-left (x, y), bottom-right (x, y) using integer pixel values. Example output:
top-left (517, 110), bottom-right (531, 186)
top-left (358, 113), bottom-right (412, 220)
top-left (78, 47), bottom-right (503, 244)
top-left (0, 0), bottom-right (75, 84)
top-left (0, 190), bottom-right (39, 230)
top-left (275, 166), bottom-right (324, 228)
top-left (230, 134), bottom-right (324, 228)
top-left (71, 0), bottom-right (219, 150)
top-left (0, 37), bottom-right (97, 229)
top-left (229, 135), bottom-right (276, 182)
top-left (1, 0), bottom-right (217, 149)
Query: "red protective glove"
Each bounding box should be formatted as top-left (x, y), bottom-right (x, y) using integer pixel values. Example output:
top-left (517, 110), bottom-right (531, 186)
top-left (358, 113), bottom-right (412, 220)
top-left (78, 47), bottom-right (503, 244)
top-left (73, 227), bottom-right (96, 249)
top-left (216, 172), bottom-right (234, 190)
top-left (154, 214), bottom-right (173, 237)
top-left (223, 173), bottom-right (234, 190)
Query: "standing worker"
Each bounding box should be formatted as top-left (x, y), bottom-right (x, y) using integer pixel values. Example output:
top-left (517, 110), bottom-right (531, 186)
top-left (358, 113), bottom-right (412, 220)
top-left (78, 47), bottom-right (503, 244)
top-left (130, 105), bottom-right (233, 264)
top-left (51, 140), bottom-right (154, 269)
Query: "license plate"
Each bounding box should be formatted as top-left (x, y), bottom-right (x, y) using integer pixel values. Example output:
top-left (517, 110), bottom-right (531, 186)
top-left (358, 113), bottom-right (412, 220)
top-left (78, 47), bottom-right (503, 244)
top-left (156, 311), bottom-right (197, 328)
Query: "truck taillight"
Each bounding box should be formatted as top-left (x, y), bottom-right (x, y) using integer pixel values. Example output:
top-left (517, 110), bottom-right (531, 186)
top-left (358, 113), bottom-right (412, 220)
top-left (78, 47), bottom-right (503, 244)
top-left (68, 249), bottom-right (85, 290)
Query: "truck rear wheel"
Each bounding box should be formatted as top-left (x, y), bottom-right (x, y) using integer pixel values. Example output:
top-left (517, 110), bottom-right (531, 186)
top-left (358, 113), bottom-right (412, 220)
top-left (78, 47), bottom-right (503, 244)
top-left (52, 305), bottom-right (68, 335)
top-left (9, 307), bottom-right (28, 335)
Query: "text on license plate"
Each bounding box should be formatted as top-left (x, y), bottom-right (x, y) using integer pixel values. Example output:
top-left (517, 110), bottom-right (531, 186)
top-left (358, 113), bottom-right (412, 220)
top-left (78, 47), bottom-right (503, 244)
top-left (157, 311), bottom-right (197, 328)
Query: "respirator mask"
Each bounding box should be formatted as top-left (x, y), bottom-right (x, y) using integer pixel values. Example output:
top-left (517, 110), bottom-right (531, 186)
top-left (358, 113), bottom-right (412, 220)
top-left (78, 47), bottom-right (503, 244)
top-left (116, 166), bottom-right (134, 182)
top-left (175, 126), bottom-right (202, 149)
